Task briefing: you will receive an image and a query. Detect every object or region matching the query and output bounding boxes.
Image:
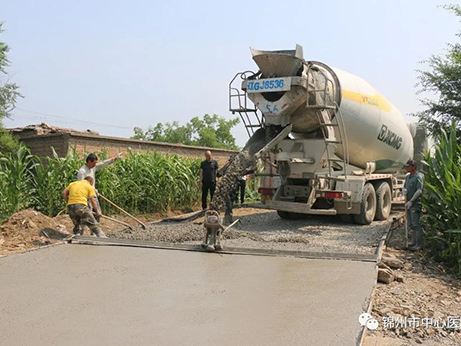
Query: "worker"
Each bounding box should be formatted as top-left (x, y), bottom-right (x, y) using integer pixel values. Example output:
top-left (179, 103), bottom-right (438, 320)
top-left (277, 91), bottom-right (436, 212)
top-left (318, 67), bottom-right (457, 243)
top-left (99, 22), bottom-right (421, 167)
top-left (62, 176), bottom-right (106, 237)
top-left (77, 153), bottom-right (121, 220)
top-left (234, 169), bottom-right (255, 205)
top-left (77, 153), bottom-right (121, 186)
top-left (236, 175), bottom-right (247, 205)
top-left (200, 150), bottom-right (219, 210)
top-left (403, 159), bottom-right (424, 251)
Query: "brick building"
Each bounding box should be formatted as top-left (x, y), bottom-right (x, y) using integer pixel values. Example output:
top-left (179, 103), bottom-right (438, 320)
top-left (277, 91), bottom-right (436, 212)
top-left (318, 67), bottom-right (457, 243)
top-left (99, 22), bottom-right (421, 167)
top-left (9, 123), bottom-right (237, 165)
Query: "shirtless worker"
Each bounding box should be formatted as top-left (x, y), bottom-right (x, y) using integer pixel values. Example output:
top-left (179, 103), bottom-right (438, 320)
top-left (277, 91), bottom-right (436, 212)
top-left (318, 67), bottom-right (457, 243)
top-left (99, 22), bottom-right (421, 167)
top-left (62, 176), bottom-right (107, 237)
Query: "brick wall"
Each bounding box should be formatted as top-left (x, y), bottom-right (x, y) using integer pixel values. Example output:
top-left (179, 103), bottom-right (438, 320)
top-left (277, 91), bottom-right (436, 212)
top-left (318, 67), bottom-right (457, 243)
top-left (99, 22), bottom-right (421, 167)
top-left (16, 132), bottom-right (237, 165)
top-left (18, 133), bottom-right (70, 157)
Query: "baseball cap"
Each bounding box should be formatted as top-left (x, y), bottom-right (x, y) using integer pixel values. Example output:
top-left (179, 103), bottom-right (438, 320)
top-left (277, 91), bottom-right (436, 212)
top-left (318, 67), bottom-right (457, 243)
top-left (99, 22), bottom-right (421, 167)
top-left (403, 159), bottom-right (417, 168)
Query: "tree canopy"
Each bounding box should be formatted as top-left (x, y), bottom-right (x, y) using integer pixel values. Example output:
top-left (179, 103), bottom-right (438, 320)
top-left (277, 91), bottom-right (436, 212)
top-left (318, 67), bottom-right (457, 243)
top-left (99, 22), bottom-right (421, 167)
top-left (133, 114), bottom-right (240, 150)
top-left (0, 22), bottom-right (21, 153)
top-left (415, 5), bottom-right (461, 138)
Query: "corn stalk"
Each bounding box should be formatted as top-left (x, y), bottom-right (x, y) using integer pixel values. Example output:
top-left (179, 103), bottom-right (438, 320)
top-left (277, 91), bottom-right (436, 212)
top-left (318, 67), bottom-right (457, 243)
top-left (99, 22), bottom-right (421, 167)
top-left (0, 147), bottom-right (37, 219)
top-left (422, 122), bottom-right (461, 275)
top-left (0, 146), bottom-right (202, 222)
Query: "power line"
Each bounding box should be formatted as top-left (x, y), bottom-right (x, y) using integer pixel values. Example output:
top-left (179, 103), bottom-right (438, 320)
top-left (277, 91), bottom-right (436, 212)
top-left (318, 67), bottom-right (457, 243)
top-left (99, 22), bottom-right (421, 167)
top-left (12, 114), bottom-right (89, 127)
top-left (14, 107), bottom-right (131, 129)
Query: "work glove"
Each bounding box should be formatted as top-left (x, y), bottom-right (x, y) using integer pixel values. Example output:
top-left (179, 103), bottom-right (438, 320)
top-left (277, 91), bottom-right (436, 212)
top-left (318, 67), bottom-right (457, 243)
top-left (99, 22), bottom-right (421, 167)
top-left (406, 201), bottom-right (413, 209)
top-left (402, 188), bottom-right (408, 196)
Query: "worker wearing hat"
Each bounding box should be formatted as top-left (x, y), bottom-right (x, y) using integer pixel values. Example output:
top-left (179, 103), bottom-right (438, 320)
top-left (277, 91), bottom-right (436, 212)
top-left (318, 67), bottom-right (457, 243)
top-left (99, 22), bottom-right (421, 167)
top-left (403, 159), bottom-right (424, 250)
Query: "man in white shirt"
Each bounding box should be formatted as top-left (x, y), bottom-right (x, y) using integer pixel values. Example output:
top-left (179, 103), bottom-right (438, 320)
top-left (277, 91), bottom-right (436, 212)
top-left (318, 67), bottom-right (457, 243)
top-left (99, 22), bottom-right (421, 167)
top-left (77, 153), bottom-right (120, 186)
top-left (77, 153), bottom-right (121, 230)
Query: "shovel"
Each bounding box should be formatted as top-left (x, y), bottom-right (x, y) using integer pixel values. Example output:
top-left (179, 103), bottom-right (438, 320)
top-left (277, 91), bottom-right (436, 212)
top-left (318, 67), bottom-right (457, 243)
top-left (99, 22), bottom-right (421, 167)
top-left (404, 203), bottom-right (409, 249)
top-left (222, 219), bottom-right (241, 233)
top-left (99, 214), bottom-right (135, 231)
top-left (98, 193), bottom-right (147, 229)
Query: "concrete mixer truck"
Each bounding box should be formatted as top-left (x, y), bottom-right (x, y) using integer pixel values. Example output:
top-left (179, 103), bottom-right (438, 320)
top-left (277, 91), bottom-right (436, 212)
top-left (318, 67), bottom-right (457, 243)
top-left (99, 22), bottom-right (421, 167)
top-left (229, 45), bottom-right (415, 225)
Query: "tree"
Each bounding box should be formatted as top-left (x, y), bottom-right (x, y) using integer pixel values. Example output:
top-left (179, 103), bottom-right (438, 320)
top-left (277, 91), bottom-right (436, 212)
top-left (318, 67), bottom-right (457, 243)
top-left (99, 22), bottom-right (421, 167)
top-left (133, 114), bottom-right (240, 150)
top-left (415, 5), bottom-right (461, 138)
top-left (0, 22), bottom-right (21, 153)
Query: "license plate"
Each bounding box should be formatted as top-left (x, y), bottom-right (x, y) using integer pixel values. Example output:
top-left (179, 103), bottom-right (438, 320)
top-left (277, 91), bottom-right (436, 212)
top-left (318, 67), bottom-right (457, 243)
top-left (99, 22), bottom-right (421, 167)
top-left (246, 77), bottom-right (291, 93)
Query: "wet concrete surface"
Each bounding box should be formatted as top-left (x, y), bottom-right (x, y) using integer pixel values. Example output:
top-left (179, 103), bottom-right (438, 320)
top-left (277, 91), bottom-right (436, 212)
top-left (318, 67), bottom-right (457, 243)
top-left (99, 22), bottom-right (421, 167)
top-left (0, 244), bottom-right (376, 346)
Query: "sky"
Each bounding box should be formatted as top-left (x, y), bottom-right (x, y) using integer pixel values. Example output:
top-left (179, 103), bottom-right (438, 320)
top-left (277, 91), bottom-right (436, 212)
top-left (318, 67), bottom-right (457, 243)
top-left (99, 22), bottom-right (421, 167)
top-left (1, 0), bottom-right (460, 146)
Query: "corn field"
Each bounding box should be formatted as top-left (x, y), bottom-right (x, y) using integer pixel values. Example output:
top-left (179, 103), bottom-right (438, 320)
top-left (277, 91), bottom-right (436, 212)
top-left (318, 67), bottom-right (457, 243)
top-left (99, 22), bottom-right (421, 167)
top-left (96, 151), bottom-right (201, 215)
top-left (422, 123), bottom-right (461, 275)
top-left (0, 147), bottom-right (201, 221)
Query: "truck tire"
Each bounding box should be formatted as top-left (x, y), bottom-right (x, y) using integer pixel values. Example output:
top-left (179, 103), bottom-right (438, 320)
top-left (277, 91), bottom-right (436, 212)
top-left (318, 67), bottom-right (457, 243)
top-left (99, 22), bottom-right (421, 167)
top-left (354, 183), bottom-right (376, 225)
top-left (340, 214), bottom-right (355, 223)
top-left (277, 210), bottom-right (307, 220)
top-left (277, 210), bottom-right (291, 219)
top-left (375, 181), bottom-right (392, 220)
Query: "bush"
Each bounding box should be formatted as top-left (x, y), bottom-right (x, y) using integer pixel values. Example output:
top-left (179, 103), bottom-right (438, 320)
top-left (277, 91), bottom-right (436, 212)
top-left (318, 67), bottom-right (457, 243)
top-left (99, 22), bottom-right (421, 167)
top-left (0, 126), bottom-right (19, 154)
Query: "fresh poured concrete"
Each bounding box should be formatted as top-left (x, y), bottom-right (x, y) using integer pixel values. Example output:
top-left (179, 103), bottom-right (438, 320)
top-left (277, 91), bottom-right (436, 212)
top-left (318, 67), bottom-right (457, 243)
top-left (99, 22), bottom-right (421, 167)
top-left (0, 245), bottom-right (376, 346)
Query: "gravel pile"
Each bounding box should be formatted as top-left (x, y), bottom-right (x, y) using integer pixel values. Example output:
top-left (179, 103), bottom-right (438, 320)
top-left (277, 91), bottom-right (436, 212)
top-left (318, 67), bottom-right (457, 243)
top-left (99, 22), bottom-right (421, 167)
top-left (225, 211), bottom-right (390, 254)
top-left (108, 209), bottom-right (393, 255)
top-left (108, 222), bottom-right (264, 243)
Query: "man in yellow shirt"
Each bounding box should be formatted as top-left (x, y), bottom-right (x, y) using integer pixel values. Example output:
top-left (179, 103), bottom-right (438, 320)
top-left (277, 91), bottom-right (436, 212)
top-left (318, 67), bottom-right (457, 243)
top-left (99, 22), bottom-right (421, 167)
top-left (62, 176), bottom-right (106, 237)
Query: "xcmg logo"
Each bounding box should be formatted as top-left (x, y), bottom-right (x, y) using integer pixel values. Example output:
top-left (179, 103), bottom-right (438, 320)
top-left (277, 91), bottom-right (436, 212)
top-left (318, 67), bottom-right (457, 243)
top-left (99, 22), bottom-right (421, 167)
top-left (361, 96), bottom-right (379, 107)
top-left (377, 124), bottom-right (402, 150)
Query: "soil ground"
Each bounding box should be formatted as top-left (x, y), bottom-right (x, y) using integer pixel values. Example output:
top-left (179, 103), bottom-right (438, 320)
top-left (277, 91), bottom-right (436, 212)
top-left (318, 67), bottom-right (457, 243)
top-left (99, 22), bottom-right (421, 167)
top-left (0, 208), bottom-right (190, 256)
top-left (363, 224), bottom-right (461, 346)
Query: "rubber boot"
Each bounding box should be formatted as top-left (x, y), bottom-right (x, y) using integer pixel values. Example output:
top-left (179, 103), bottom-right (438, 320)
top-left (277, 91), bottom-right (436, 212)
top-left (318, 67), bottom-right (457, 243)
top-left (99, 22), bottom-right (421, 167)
top-left (93, 228), bottom-right (108, 238)
top-left (201, 230), bottom-right (209, 248)
top-left (407, 227), bottom-right (416, 248)
top-left (206, 230), bottom-right (216, 251)
top-left (409, 229), bottom-right (422, 251)
top-left (215, 231), bottom-right (223, 251)
top-left (73, 225), bottom-right (82, 236)
top-left (415, 227), bottom-right (423, 249)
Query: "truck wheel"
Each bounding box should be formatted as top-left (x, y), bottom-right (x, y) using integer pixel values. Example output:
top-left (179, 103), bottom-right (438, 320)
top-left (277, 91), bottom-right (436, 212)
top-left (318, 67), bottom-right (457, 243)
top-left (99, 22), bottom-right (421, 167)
top-left (375, 182), bottom-right (392, 220)
top-left (354, 183), bottom-right (376, 225)
top-left (340, 214), bottom-right (354, 223)
top-left (277, 210), bottom-right (307, 220)
top-left (277, 210), bottom-right (290, 219)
